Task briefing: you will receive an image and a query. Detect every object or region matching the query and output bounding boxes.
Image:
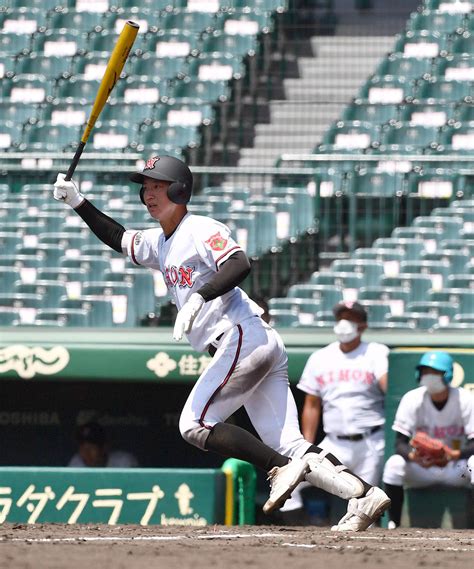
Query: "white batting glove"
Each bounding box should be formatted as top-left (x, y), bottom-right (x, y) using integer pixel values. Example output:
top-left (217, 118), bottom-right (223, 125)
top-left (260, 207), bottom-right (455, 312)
top-left (53, 173), bottom-right (85, 209)
top-left (173, 293), bottom-right (205, 341)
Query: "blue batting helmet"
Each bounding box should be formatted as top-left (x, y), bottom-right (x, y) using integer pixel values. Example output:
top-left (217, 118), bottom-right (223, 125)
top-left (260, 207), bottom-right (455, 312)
top-left (415, 351), bottom-right (454, 384)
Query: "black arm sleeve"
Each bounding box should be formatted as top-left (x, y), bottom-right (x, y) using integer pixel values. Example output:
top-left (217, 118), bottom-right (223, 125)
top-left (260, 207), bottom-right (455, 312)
top-left (197, 250), bottom-right (251, 301)
top-left (75, 199), bottom-right (125, 254)
top-left (460, 438), bottom-right (474, 459)
top-left (395, 431), bottom-right (412, 460)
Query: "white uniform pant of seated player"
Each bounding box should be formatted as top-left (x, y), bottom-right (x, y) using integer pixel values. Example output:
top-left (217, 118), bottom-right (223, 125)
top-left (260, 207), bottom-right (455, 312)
top-left (179, 316), bottom-right (390, 531)
top-left (383, 454), bottom-right (474, 488)
top-left (281, 428), bottom-right (385, 512)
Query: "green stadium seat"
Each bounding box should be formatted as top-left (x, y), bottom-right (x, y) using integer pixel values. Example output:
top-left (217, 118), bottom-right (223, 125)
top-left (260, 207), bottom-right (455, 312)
top-left (61, 296), bottom-right (114, 327)
top-left (218, 212), bottom-right (257, 255)
top-left (454, 315), bottom-right (474, 325)
top-left (359, 300), bottom-right (393, 324)
top-left (451, 31), bottom-right (474, 56)
top-left (406, 171), bottom-right (460, 199)
top-left (140, 122), bottom-right (200, 153)
top-left (161, 10), bottom-right (218, 33)
top-left (201, 29), bottom-right (258, 57)
top-left (435, 54), bottom-right (474, 81)
top-left (407, 9), bottom-right (466, 33)
top-left (322, 120), bottom-right (379, 150)
top-left (311, 271), bottom-right (365, 292)
top-left (21, 121), bottom-right (79, 152)
top-left (1, 7), bottom-right (47, 33)
top-left (422, 0), bottom-right (471, 12)
top-left (48, 8), bottom-right (108, 33)
top-left (353, 246), bottom-right (406, 271)
top-left (172, 77), bottom-right (231, 103)
top-left (346, 171), bottom-right (406, 196)
top-left (399, 102), bottom-right (455, 127)
top-left (406, 300), bottom-right (459, 323)
top-left (380, 274), bottom-right (434, 302)
top-left (376, 54), bottom-right (433, 80)
top-left (415, 78), bottom-right (473, 103)
top-left (433, 322), bottom-right (473, 330)
top-left (144, 29), bottom-right (201, 58)
top-left (15, 281), bottom-right (68, 309)
top-left (447, 274), bottom-right (474, 288)
top-left (60, 255), bottom-right (110, 281)
top-left (0, 32), bottom-right (32, 55)
top-left (0, 121), bottom-right (23, 150)
top-left (441, 238), bottom-right (474, 257)
top-left (456, 103), bottom-right (474, 123)
top-left (429, 288), bottom-right (474, 314)
top-left (248, 196), bottom-right (297, 240)
top-left (0, 102), bottom-right (42, 125)
top-left (438, 124), bottom-right (474, 155)
top-left (342, 102), bottom-right (400, 124)
top-left (9, 74), bottom-right (54, 104)
top-left (394, 30), bottom-right (449, 58)
top-left (380, 122), bottom-right (440, 151)
top-left (331, 259), bottom-right (385, 287)
top-left (32, 29), bottom-right (88, 57)
top-left (413, 215), bottom-right (464, 239)
top-left (358, 76), bottom-right (414, 105)
top-left (0, 293), bottom-right (43, 323)
top-left (358, 286), bottom-right (411, 314)
top-left (133, 54), bottom-right (189, 80)
top-left (0, 231), bottom-right (23, 250)
top-left (103, 269), bottom-right (156, 319)
top-left (0, 308), bottom-right (18, 325)
top-left (91, 121), bottom-right (136, 151)
top-left (82, 281), bottom-right (137, 326)
top-left (268, 298), bottom-right (300, 312)
top-left (37, 267), bottom-right (88, 298)
top-left (374, 237), bottom-right (425, 261)
top-left (17, 54), bottom-right (73, 79)
top-left (421, 250), bottom-right (470, 273)
top-left (38, 232), bottom-right (85, 252)
top-left (400, 259), bottom-right (451, 289)
top-left (34, 308), bottom-right (90, 327)
top-left (86, 29), bottom-right (146, 56)
top-left (391, 226), bottom-right (442, 247)
top-left (15, 244), bottom-right (64, 266)
top-left (269, 308), bottom-right (299, 327)
top-left (267, 187), bottom-right (315, 234)
top-left (287, 283), bottom-right (343, 311)
top-left (386, 312), bottom-right (438, 329)
top-left (238, 205), bottom-right (276, 254)
top-left (113, 0), bottom-right (187, 9)
top-left (17, 211), bottom-right (64, 232)
top-left (56, 76), bottom-right (111, 104)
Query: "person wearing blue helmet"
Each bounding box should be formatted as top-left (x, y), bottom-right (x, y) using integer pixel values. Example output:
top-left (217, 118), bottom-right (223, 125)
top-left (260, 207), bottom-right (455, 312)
top-left (382, 351), bottom-right (474, 529)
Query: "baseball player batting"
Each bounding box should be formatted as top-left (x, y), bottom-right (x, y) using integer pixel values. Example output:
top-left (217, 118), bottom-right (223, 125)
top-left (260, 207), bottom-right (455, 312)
top-left (53, 155), bottom-right (390, 531)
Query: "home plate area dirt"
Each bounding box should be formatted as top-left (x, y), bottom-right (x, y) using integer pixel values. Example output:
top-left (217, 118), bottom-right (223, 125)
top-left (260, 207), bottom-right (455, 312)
top-left (1, 524), bottom-right (473, 569)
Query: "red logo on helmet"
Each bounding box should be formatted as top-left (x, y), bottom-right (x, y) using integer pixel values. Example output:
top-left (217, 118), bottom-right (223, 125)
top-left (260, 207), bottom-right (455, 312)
top-left (144, 156), bottom-right (160, 170)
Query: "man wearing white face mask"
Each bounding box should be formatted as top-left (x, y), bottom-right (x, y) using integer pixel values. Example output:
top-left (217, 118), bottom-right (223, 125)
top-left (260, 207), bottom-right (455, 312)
top-left (383, 351), bottom-right (474, 529)
top-left (279, 301), bottom-right (389, 519)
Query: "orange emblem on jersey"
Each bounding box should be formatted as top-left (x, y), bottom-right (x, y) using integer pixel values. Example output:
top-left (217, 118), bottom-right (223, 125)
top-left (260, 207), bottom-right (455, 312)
top-left (206, 232), bottom-right (228, 251)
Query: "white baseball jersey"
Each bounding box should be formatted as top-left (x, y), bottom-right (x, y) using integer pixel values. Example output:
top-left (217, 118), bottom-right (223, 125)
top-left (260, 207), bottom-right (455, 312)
top-left (392, 386), bottom-right (474, 449)
top-left (297, 341), bottom-right (389, 435)
top-left (124, 213), bottom-right (262, 352)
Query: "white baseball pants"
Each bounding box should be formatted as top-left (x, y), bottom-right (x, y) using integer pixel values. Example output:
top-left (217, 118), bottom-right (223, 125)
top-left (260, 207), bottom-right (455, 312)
top-left (179, 316), bottom-right (312, 459)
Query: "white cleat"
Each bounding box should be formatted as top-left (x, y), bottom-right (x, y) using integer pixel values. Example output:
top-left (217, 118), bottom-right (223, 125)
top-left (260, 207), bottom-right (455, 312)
top-left (331, 487), bottom-right (391, 532)
top-left (263, 458), bottom-right (310, 514)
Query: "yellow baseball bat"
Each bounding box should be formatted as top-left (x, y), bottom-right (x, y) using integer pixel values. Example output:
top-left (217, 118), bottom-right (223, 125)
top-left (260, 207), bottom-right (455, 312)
top-left (65, 20), bottom-right (139, 180)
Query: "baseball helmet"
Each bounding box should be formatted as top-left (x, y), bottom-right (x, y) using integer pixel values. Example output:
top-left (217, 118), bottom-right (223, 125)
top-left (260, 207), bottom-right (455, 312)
top-left (130, 155), bottom-right (193, 205)
top-left (415, 351), bottom-right (454, 384)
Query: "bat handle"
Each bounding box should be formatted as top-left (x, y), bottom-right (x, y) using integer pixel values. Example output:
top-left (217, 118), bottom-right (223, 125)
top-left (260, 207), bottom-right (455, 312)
top-left (65, 141), bottom-right (86, 181)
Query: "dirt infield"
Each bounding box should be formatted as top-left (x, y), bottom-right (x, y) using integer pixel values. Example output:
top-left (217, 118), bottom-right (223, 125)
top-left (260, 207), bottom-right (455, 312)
top-left (1, 524), bottom-right (473, 569)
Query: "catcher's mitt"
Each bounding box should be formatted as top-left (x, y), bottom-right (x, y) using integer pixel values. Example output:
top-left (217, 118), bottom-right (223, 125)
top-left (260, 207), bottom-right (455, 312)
top-left (409, 431), bottom-right (455, 467)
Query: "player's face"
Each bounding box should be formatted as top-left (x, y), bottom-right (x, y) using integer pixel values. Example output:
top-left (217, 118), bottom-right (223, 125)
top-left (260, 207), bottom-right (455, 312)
top-left (336, 310), bottom-right (367, 333)
top-left (78, 441), bottom-right (106, 467)
top-left (142, 178), bottom-right (174, 221)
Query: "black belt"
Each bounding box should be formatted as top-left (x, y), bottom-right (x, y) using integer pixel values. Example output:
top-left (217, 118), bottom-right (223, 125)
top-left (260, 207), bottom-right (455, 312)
top-left (336, 425), bottom-right (382, 441)
top-left (208, 333), bottom-right (224, 357)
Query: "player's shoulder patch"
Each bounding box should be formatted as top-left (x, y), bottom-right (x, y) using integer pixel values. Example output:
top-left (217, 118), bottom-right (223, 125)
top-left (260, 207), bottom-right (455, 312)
top-left (205, 231), bottom-right (228, 251)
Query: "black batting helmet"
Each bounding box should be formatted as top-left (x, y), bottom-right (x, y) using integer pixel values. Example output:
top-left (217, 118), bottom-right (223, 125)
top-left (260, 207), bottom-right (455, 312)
top-left (130, 155), bottom-right (193, 205)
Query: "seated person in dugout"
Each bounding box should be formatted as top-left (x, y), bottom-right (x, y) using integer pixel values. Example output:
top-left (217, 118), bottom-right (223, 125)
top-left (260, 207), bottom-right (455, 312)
top-left (68, 421), bottom-right (139, 468)
top-left (383, 351), bottom-right (474, 529)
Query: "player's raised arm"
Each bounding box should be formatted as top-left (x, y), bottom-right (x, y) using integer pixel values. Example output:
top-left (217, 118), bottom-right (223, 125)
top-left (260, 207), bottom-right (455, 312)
top-left (53, 173), bottom-right (126, 254)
